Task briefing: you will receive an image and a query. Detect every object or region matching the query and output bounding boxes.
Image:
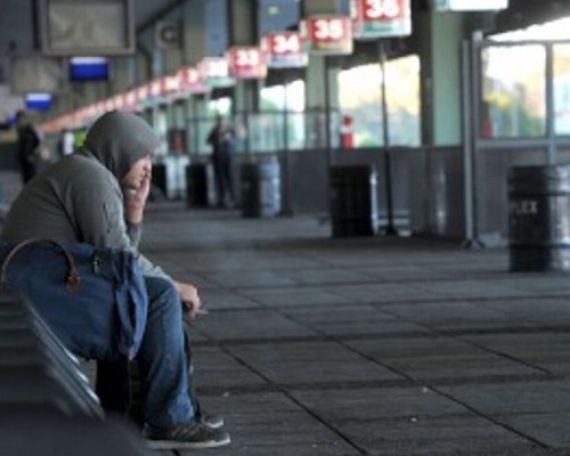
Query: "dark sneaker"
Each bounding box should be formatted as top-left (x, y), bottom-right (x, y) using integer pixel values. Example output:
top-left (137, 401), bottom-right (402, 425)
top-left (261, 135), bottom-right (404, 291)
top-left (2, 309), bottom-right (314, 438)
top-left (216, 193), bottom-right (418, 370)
top-left (143, 421), bottom-right (230, 450)
top-left (198, 412), bottom-right (224, 429)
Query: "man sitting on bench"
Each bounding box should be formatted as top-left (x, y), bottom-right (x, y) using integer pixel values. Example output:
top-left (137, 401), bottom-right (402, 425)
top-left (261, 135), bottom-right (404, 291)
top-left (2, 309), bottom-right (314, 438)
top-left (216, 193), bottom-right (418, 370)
top-left (1, 111), bottom-right (230, 450)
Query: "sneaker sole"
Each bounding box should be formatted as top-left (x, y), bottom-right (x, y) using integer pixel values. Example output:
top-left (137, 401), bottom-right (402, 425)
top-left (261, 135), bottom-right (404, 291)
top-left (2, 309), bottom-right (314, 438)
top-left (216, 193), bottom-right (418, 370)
top-left (201, 419), bottom-right (224, 429)
top-left (146, 434), bottom-right (231, 450)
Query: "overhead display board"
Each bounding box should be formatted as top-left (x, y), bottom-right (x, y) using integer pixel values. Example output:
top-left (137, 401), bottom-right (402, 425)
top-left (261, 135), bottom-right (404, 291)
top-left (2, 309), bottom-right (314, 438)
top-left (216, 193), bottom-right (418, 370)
top-left (261, 31), bottom-right (308, 68)
top-left (435, 0), bottom-right (508, 11)
top-left (226, 46), bottom-right (268, 79)
top-left (10, 54), bottom-right (64, 94)
top-left (68, 56), bottom-right (110, 82)
top-left (300, 15), bottom-right (353, 55)
top-left (38, 0), bottom-right (135, 55)
top-left (24, 92), bottom-right (54, 111)
top-left (351, 0), bottom-right (412, 39)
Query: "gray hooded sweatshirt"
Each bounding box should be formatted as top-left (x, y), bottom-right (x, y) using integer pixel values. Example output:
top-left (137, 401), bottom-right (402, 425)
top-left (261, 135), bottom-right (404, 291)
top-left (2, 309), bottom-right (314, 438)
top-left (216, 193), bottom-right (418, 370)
top-left (1, 111), bottom-right (169, 281)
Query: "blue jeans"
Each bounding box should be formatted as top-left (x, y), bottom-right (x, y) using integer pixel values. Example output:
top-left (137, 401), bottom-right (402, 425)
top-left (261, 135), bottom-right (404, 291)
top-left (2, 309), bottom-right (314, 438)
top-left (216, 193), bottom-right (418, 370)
top-left (96, 277), bottom-right (196, 428)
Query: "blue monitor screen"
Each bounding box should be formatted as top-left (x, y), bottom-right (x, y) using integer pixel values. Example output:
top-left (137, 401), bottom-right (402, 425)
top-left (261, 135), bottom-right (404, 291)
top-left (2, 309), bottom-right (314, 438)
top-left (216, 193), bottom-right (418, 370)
top-left (24, 92), bottom-right (53, 111)
top-left (69, 56), bottom-right (109, 81)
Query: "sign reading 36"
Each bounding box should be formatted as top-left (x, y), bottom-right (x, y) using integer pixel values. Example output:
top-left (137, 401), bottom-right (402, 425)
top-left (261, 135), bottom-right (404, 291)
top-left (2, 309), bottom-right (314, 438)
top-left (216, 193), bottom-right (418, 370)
top-left (361, 0), bottom-right (404, 19)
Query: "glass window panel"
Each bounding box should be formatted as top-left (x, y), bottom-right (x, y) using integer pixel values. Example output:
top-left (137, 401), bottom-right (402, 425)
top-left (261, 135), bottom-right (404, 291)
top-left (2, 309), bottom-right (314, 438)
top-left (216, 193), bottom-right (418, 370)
top-left (338, 64), bottom-right (383, 148)
top-left (386, 55), bottom-right (421, 147)
top-left (338, 56), bottom-right (420, 148)
top-left (553, 43), bottom-right (570, 136)
top-left (189, 118), bottom-right (215, 154)
top-left (257, 80), bottom-right (308, 152)
top-left (247, 112), bottom-right (286, 153)
top-left (284, 81), bottom-right (307, 150)
top-left (481, 45), bottom-right (546, 138)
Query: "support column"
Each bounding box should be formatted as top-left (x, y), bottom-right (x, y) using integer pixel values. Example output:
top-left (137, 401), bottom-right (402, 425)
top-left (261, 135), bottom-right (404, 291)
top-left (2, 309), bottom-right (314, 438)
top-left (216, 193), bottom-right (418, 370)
top-left (182, 0), bottom-right (210, 65)
top-left (226, 0), bottom-right (260, 114)
top-left (182, 0), bottom-right (219, 154)
top-left (110, 57), bottom-right (133, 94)
top-left (418, 10), bottom-right (465, 146)
top-left (301, 0), bottom-right (342, 149)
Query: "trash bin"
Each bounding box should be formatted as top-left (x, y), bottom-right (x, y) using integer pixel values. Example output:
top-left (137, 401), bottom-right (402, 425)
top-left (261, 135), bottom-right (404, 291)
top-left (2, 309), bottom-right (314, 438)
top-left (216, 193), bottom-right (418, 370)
top-left (508, 164), bottom-right (570, 272)
top-left (240, 157), bottom-right (281, 218)
top-left (186, 163), bottom-right (209, 208)
top-left (329, 165), bottom-right (378, 237)
top-left (151, 162), bottom-right (167, 199)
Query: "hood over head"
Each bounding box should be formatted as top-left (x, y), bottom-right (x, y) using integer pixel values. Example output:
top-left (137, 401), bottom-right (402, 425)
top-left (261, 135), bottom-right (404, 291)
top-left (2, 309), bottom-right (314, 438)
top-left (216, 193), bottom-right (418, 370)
top-left (80, 110), bottom-right (160, 181)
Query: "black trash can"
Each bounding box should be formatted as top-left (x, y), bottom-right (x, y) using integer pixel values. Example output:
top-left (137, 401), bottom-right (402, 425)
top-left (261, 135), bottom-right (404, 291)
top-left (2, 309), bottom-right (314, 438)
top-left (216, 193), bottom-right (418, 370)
top-left (186, 163), bottom-right (210, 208)
top-left (508, 164), bottom-right (570, 272)
top-left (240, 157), bottom-right (281, 218)
top-left (151, 162), bottom-right (167, 199)
top-left (329, 165), bottom-right (378, 237)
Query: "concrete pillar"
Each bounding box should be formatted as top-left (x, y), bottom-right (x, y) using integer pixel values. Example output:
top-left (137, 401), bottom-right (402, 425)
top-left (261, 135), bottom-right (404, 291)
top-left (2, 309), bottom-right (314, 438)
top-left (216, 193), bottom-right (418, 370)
top-left (226, 0), bottom-right (260, 114)
top-left (301, 0), bottom-right (342, 148)
top-left (180, 0), bottom-right (221, 153)
top-left (181, 0), bottom-right (228, 78)
top-left (418, 10), bottom-right (465, 146)
top-left (110, 57), bottom-right (133, 94)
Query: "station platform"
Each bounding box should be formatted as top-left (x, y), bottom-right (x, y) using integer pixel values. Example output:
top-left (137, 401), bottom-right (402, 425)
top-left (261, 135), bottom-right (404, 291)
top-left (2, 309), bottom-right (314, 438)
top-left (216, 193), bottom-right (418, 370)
top-left (95, 202), bottom-right (570, 455)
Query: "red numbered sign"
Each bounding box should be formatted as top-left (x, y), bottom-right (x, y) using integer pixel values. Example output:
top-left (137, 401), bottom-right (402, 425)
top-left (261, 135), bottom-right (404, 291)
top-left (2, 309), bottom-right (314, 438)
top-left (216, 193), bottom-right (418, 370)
top-left (227, 46), bottom-right (267, 79)
top-left (161, 74), bottom-right (180, 94)
top-left (113, 94), bottom-right (125, 110)
top-left (178, 66), bottom-right (209, 94)
top-left (199, 57), bottom-right (229, 79)
top-left (136, 85), bottom-right (148, 103)
top-left (300, 15), bottom-right (353, 55)
top-left (149, 80), bottom-right (162, 97)
top-left (261, 31), bottom-right (308, 68)
top-left (198, 57), bottom-right (235, 88)
top-left (104, 99), bottom-right (115, 112)
top-left (352, 0), bottom-right (411, 38)
top-left (125, 90), bottom-right (137, 108)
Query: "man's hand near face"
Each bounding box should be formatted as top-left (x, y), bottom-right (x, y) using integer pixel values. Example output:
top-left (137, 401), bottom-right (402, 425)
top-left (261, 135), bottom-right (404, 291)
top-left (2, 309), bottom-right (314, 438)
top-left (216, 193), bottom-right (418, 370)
top-left (123, 157), bottom-right (152, 224)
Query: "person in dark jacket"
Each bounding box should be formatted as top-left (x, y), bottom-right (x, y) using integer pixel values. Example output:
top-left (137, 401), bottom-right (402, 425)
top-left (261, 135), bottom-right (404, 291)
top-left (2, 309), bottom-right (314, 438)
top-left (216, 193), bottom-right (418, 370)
top-left (15, 110), bottom-right (40, 184)
top-left (207, 115), bottom-right (235, 207)
top-left (1, 111), bottom-right (230, 450)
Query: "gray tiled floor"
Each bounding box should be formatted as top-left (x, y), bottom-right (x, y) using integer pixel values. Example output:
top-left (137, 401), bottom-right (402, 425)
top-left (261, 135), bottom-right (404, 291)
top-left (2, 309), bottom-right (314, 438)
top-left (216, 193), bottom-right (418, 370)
top-left (110, 204), bottom-right (570, 455)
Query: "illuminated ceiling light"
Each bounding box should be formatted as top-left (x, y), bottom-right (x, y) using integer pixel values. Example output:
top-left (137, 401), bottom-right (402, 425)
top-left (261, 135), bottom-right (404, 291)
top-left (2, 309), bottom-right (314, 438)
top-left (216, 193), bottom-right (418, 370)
top-left (268, 5), bottom-right (280, 14)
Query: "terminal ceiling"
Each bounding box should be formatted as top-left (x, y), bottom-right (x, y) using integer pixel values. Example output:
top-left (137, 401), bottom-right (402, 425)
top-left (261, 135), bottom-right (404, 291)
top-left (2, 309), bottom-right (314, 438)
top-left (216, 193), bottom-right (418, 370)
top-left (0, 0), bottom-right (569, 86)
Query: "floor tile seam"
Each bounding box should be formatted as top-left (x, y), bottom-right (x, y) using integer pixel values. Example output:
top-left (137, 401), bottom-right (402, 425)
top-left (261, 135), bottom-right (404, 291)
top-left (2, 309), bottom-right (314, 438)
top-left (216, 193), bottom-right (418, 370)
top-left (190, 303), bottom-right (566, 383)
top-left (195, 373), bottom-right (567, 397)
top-left (148, 257), bottom-right (570, 290)
top-left (144, 246), bottom-right (396, 259)
top-left (373, 307), bottom-right (558, 375)
top-left (204, 288), bottom-right (570, 305)
top-left (228, 305), bottom-right (547, 398)
top-left (465, 298), bottom-right (570, 324)
top-left (191, 322), bottom-right (570, 340)
top-left (453, 333), bottom-right (556, 376)
top-left (199, 335), bottom-right (370, 456)
top-left (359, 308), bottom-right (566, 447)
top-left (147, 262), bottom-right (513, 283)
top-left (143, 241), bottom-right (506, 256)
top-left (190, 332), bottom-right (437, 346)
top-left (428, 385), bottom-right (553, 450)
top-left (374, 305), bottom-right (568, 336)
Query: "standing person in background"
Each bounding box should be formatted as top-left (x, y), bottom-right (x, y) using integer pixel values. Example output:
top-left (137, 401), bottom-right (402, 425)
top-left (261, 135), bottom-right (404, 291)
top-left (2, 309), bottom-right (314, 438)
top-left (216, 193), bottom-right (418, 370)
top-left (58, 128), bottom-right (76, 157)
top-left (207, 115), bottom-right (235, 208)
top-left (15, 110), bottom-right (40, 184)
